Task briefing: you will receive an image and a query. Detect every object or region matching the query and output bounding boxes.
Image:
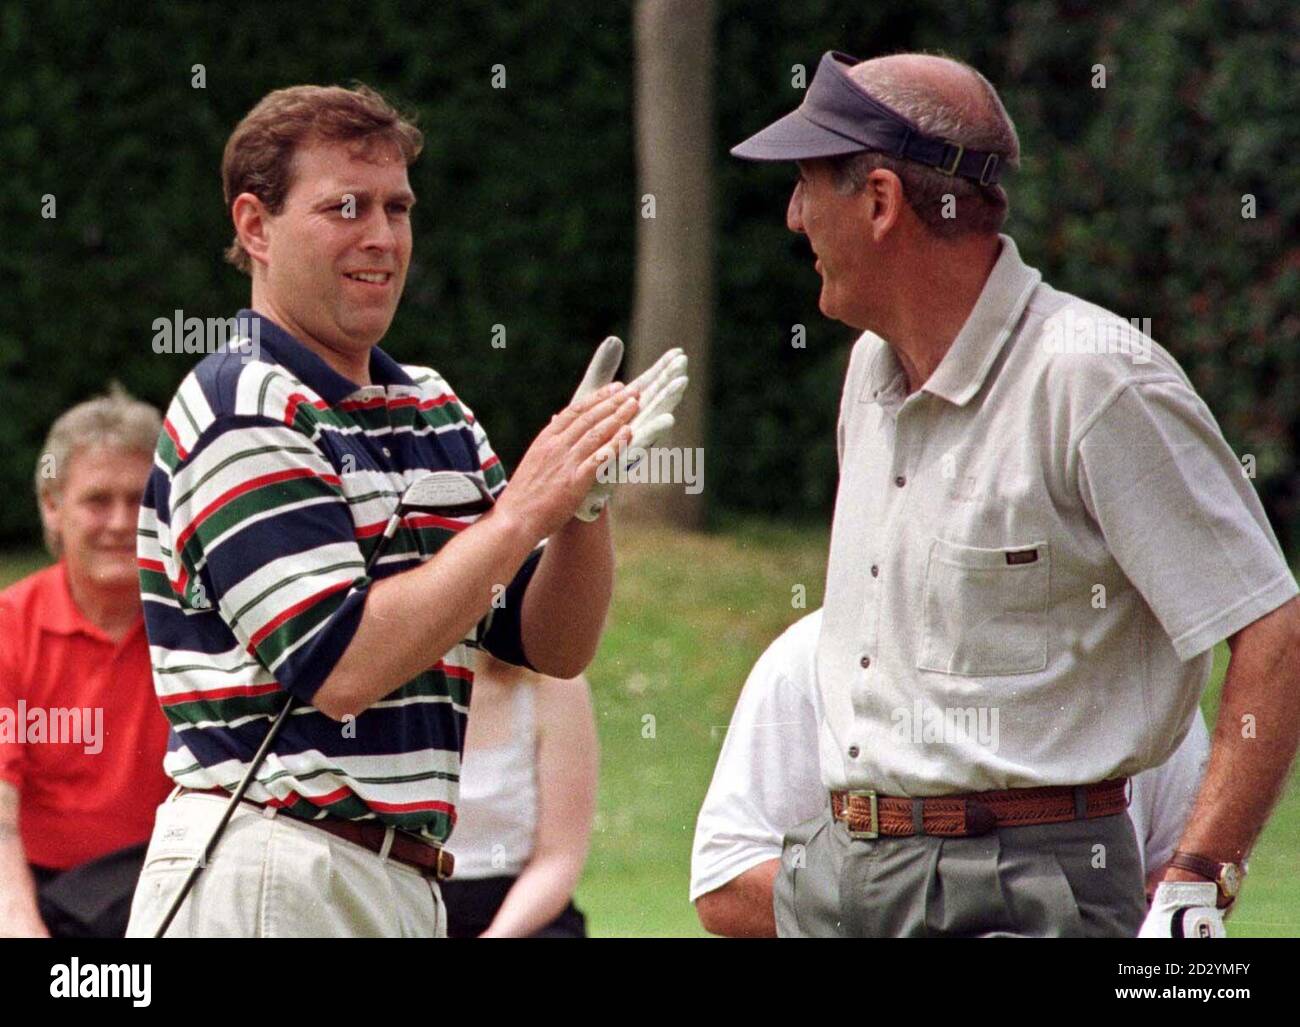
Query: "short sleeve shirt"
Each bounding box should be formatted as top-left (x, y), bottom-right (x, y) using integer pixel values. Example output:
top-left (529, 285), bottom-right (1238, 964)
top-left (0, 563), bottom-right (173, 869)
top-left (689, 611), bottom-right (825, 901)
top-left (138, 311), bottom-right (539, 843)
top-left (818, 236), bottom-right (1297, 794)
top-left (690, 608), bottom-right (1213, 900)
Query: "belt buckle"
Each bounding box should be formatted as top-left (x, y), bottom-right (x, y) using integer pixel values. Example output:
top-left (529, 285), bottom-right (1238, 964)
top-left (845, 789), bottom-right (879, 840)
top-left (435, 847), bottom-right (455, 881)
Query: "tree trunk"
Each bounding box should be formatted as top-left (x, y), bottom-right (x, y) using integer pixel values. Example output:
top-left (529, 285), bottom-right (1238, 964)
top-left (623, 0), bottom-right (715, 529)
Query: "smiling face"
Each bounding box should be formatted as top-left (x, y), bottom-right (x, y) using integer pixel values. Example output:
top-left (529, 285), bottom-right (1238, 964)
top-left (41, 444), bottom-right (153, 598)
top-left (240, 137), bottom-right (416, 376)
top-left (787, 159), bottom-right (877, 328)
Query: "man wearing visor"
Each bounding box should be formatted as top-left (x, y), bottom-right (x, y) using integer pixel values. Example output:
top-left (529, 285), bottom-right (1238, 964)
top-left (731, 51), bottom-right (1300, 938)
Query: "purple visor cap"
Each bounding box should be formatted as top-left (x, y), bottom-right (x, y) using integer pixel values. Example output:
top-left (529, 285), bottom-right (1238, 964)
top-left (731, 52), bottom-right (1004, 186)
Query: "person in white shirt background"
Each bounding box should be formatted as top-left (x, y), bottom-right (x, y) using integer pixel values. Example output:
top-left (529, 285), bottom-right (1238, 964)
top-left (691, 608), bottom-right (1211, 937)
top-left (442, 653), bottom-right (598, 938)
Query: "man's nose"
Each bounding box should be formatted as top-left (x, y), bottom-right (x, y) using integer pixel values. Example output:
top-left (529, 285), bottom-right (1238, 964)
top-left (359, 205), bottom-right (398, 252)
top-left (109, 497), bottom-right (139, 532)
top-left (786, 181), bottom-right (805, 234)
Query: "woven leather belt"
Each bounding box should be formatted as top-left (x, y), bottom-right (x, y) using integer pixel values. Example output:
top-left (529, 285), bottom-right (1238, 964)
top-left (182, 786), bottom-right (455, 880)
top-left (830, 777), bottom-right (1129, 839)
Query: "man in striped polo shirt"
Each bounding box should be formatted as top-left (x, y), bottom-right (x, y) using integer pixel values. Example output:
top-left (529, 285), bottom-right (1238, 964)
top-left (125, 85), bottom-right (651, 938)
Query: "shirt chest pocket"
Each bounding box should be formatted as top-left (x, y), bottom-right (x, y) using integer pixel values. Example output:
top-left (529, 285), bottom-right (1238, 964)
top-left (917, 538), bottom-right (1050, 677)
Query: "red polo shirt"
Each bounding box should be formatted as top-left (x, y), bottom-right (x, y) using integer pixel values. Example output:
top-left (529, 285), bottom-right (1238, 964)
top-left (0, 562), bottom-right (172, 870)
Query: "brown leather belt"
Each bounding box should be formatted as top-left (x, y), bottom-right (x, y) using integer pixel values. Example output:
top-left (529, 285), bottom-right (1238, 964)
top-left (830, 778), bottom-right (1129, 839)
top-left (182, 786), bottom-right (455, 880)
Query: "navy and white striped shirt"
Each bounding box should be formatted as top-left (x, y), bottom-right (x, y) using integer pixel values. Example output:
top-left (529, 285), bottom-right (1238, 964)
top-left (138, 310), bottom-right (538, 842)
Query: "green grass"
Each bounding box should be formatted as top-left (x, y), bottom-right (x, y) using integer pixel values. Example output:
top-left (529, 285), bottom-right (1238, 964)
top-left (4, 534), bottom-right (1297, 937)
top-left (574, 526), bottom-right (1300, 938)
top-left (576, 519), bottom-right (831, 937)
top-left (0, 549), bottom-right (56, 584)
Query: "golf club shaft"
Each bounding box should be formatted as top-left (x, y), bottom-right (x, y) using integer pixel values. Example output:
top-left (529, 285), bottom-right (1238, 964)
top-left (152, 695), bottom-right (297, 936)
top-left (152, 511), bottom-right (405, 936)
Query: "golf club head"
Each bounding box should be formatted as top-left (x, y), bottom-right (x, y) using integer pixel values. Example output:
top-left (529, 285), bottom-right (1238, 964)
top-left (398, 469), bottom-right (496, 516)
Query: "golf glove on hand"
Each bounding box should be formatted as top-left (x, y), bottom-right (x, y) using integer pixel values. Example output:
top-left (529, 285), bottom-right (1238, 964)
top-left (1138, 881), bottom-right (1226, 938)
top-left (569, 336), bottom-right (689, 522)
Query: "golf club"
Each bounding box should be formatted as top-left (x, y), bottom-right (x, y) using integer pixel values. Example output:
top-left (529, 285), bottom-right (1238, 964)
top-left (153, 469), bottom-right (495, 936)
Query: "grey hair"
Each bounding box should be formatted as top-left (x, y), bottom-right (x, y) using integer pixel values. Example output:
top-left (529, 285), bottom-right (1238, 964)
top-left (830, 57), bottom-right (1020, 239)
top-left (35, 383), bottom-right (161, 556)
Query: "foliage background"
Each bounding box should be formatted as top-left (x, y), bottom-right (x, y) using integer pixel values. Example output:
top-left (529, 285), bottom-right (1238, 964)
top-left (1, 0), bottom-right (1296, 546)
top-left (2, 0), bottom-right (1299, 941)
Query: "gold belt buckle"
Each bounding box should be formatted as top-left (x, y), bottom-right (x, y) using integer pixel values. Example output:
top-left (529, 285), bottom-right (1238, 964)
top-left (845, 789), bottom-right (879, 840)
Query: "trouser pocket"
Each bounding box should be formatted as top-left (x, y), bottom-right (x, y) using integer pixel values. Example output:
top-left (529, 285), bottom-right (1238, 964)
top-left (775, 808), bottom-right (841, 938)
top-left (126, 793), bottom-right (269, 937)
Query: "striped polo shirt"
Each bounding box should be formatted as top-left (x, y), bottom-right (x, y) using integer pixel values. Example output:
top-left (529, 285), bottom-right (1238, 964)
top-left (137, 310), bottom-right (539, 843)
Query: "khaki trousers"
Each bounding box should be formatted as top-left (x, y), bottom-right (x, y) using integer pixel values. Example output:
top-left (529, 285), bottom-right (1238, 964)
top-left (125, 789), bottom-right (445, 938)
top-left (773, 801), bottom-right (1146, 938)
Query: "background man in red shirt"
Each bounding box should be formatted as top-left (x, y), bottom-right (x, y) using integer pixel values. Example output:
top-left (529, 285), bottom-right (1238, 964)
top-left (0, 386), bottom-right (173, 937)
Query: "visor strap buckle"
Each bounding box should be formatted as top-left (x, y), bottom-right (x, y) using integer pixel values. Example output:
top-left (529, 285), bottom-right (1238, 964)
top-left (938, 142), bottom-right (964, 176)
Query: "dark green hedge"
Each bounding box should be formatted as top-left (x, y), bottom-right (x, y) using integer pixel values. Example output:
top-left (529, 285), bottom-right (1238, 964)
top-left (2, 0), bottom-right (1295, 549)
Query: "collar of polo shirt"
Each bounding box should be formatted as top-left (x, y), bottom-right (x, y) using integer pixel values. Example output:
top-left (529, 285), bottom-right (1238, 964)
top-left (859, 236), bottom-right (1043, 408)
top-left (240, 308), bottom-right (417, 403)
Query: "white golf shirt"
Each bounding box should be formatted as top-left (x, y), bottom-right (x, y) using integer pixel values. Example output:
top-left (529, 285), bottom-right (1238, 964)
top-left (818, 234), bottom-right (1295, 794)
top-left (690, 610), bottom-right (1211, 902)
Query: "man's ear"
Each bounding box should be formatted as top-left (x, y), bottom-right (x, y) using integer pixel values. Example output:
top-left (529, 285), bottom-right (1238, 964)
top-left (863, 167), bottom-right (904, 241)
top-left (231, 192), bottom-right (274, 270)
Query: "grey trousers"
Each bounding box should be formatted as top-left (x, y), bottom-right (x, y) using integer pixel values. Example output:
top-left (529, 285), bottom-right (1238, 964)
top-left (773, 802), bottom-right (1146, 938)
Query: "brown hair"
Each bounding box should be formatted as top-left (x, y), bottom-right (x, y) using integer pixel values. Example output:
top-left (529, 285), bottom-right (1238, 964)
top-left (221, 83), bottom-right (423, 273)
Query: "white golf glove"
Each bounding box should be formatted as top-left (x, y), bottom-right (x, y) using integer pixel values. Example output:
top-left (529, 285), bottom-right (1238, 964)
top-left (569, 336), bottom-right (689, 522)
top-left (1137, 881), bottom-right (1226, 938)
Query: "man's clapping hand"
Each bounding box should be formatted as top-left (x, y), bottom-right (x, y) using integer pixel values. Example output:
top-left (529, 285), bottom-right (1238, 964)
top-left (493, 377), bottom-right (639, 540)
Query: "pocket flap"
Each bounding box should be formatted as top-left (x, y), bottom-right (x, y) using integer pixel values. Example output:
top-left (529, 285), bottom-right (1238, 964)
top-left (929, 538), bottom-right (1048, 571)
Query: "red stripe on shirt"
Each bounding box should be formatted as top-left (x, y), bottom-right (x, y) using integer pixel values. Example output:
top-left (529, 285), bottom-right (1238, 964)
top-left (284, 392), bottom-right (329, 426)
top-left (160, 681), bottom-right (283, 707)
top-left (435, 660), bottom-right (473, 683)
top-left (246, 577), bottom-right (355, 652)
top-left (354, 519), bottom-right (389, 539)
top-left (338, 396), bottom-right (387, 413)
top-left (365, 797), bottom-right (457, 816)
top-left (174, 467), bottom-right (341, 554)
top-left (162, 418), bottom-right (189, 461)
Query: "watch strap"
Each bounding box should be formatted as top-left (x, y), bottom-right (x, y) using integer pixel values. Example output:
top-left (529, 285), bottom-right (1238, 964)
top-left (1169, 850), bottom-right (1241, 907)
top-left (1168, 851), bottom-right (1223, 882)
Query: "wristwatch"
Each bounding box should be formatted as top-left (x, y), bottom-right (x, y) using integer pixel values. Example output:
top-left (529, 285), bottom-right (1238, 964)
top-left (1168, 851), bottom-right (1244, 906)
